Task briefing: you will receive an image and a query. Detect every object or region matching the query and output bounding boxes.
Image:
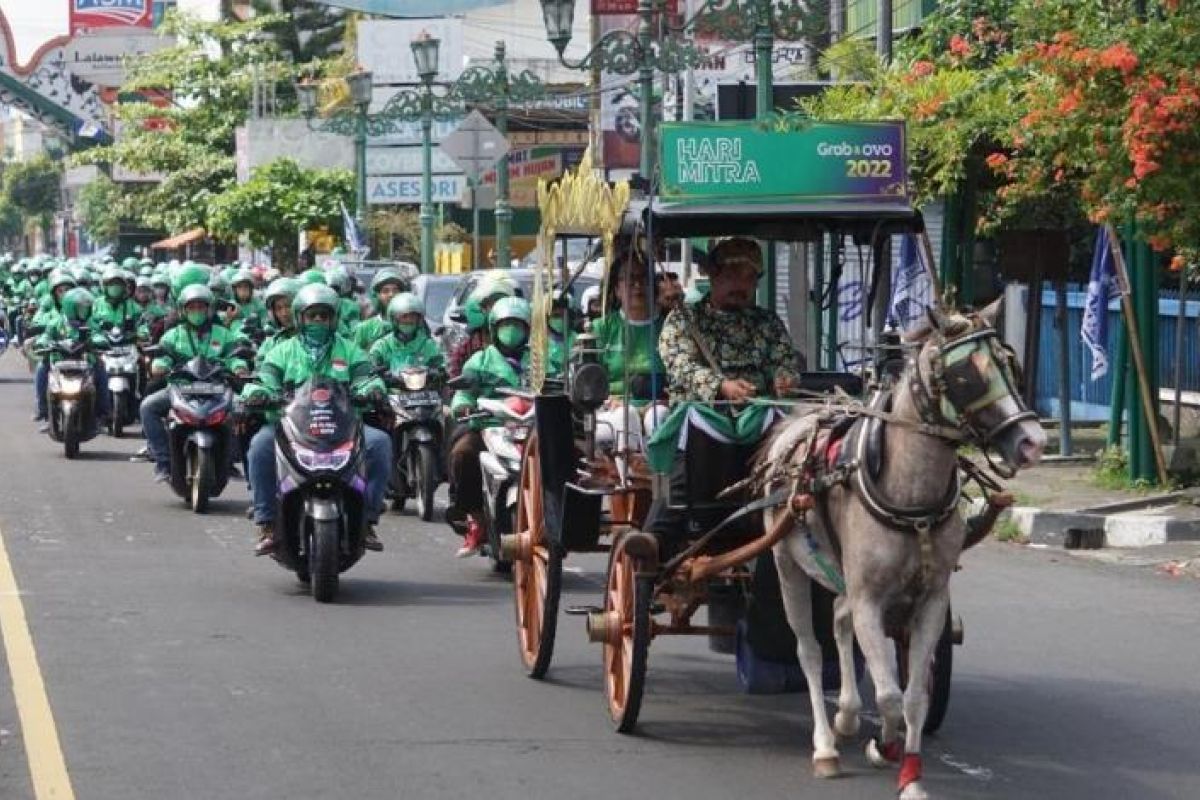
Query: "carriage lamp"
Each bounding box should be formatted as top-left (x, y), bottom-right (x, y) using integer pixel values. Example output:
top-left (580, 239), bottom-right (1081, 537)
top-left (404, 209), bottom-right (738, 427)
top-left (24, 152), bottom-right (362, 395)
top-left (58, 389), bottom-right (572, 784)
top-left (410, 31), bottom-right (441, 84)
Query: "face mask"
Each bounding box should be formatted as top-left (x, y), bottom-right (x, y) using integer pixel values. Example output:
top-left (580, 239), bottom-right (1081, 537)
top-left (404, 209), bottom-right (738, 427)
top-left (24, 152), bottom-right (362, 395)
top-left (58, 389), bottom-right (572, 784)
top-left (301, 323), bottom-right (333, 346)
top-left (496, 323), bottom-right (527, 350)
top-left (105, 285), bottom-right (125, 300)
top-left (395, 322), bottom-right (418, 339)
top-left (185, 310), bottom-right (208, 327)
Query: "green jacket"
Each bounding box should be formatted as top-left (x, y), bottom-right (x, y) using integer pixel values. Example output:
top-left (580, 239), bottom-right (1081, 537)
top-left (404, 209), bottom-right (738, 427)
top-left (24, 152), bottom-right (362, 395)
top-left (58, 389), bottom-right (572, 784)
top-left (255, 328), bottom-right (296, 368)
top-left (235, 297), bottom-right (268, 327)
top-left (35, 319), bottom-right (102, 365)
top-left (369, 330), bottom-right (444, 374)
top-left (338, 297), bottom-right (361, 335)
top-left (591, 312), bottom-right (666, 407)
top-left (152, 322), bottom-right (248, 377)
top-left (449, 345), bottom-right (528, 419)
top-left (91, 297), bottom-right (141, 336)
top-left (241, 335), bottom-right (384, 413)
top-left (352, 315), bottom-right (391, 352)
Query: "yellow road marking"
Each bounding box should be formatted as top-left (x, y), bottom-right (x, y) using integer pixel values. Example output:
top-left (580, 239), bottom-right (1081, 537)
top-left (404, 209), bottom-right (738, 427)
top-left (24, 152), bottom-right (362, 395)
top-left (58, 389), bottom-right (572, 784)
top-left (0, 523), bottom-right (75, 800)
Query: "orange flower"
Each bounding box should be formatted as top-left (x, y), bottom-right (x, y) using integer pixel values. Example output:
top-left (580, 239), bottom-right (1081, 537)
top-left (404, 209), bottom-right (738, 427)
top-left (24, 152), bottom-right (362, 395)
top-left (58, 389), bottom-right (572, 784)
top-left (911, 60), bottom-right (935, 78)
top-left (985, 152), bottom-right (1009, 170)
top-left (949, 34), bottom-right (972, 58)
top-left (1097, 42), bottom-right (1139, 76)
top-left (1170, 255), bottom-right (1186, 272)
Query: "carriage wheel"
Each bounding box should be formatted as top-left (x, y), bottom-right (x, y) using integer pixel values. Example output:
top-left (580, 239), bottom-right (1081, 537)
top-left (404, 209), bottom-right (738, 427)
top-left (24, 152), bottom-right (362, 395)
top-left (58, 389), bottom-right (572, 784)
top-left (896, 607), bottom-right (954, 734)
top-left (602, 536), bottom-right (651, 733)
top-left (512, 433), bottom-right (563, 679)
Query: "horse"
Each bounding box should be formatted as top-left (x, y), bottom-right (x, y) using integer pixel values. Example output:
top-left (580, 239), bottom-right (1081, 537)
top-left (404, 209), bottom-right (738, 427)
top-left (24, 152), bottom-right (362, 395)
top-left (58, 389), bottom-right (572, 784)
top-left (757, 300), bottom-right (1045, 800)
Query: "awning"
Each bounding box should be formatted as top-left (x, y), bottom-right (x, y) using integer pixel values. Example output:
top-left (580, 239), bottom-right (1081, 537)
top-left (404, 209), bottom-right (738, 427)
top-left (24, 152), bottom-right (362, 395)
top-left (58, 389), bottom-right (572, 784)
top-left (150, 228), bottom-right (206, 249)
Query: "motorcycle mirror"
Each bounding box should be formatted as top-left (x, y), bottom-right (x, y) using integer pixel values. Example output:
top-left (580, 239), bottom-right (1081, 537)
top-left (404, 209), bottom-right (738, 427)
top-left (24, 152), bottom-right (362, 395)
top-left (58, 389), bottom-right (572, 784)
top-left (449, 308), bottom-right (467, 324)
top-left (445, 374), bottom-right (477, 391)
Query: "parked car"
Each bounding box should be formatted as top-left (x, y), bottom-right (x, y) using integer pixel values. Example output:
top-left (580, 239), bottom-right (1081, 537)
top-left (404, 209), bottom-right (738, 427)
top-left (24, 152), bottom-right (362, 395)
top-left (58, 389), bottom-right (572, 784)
top-left (412, 274), bottom-right (461, 338)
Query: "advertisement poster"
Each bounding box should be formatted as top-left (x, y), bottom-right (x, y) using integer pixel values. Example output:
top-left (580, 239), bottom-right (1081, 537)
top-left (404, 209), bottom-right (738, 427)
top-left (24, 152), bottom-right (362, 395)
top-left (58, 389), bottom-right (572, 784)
top-left (70, 0), bottom-right (154, 34)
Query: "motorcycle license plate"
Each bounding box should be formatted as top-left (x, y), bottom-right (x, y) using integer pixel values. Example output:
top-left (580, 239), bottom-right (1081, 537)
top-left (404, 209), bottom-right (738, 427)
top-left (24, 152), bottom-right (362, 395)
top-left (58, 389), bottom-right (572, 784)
top-left (181, 382), bottom-right (224, 395)
top-left (55, 360), bottom-right (89, 371)
top-left (399, 390), bottom-right (440, 407)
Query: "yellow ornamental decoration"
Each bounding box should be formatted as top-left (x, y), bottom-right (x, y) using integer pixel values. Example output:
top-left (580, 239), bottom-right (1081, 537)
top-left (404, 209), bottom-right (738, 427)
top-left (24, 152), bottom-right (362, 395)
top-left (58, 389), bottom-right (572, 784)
top-left (529, 148), bottom-right (630, 393)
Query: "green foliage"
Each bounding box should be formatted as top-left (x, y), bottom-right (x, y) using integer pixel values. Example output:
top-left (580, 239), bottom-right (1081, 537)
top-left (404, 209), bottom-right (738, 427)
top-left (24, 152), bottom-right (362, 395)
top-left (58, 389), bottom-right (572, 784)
top-left (367, 208), bottom-right (421, 260)
top-left (0, 197), bottom-right (23, 246)
top-left (250, 0), bottom-right (346, 66)
top-left (76, 175), bottom-right (147, 246)
top-left (206, 158), bottom-right (353, 269)
top-left (3, 157), bottom-right (62, 222)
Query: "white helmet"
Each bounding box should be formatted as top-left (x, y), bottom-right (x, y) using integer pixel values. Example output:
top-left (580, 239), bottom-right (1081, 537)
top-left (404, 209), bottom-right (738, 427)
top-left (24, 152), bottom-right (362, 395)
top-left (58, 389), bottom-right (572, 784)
top-left (581, 285), bottom-right (602, 314)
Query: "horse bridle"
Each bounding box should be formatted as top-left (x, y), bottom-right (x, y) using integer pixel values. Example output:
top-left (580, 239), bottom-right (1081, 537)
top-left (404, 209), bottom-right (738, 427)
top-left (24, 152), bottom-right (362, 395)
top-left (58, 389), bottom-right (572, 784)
top-left (907, 319), bottom-right (1038, 477)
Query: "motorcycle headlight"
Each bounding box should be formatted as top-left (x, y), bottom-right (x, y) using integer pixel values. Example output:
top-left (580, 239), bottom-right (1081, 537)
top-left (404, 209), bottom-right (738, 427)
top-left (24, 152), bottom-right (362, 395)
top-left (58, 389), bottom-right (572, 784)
top-left (293, 441), bottom-right (354, 472)
top-left (482, 426), bottom-right (522, 464)
top-left (401, 371), bottom-right (428, 391)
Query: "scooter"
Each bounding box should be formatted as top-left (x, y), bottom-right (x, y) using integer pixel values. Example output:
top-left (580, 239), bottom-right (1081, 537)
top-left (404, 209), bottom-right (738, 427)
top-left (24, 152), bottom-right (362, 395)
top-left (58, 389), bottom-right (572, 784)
top-left (100, 325), bottom-right (140, 437)
top-left (163, 356), bottom-right (236, 513)
top-left (258, 378), bottom-right (370, 603)
top-left (474, 394), bottom-right (535, 573)
top-left (383, 365), bottom-right (445, 521)
top-left (39, 339), bottom-right (99, 459)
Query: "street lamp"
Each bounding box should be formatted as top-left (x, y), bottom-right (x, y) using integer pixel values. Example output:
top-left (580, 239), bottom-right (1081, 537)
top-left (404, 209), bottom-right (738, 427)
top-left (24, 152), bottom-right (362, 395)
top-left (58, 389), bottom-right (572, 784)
top-left (453, 41), bottom-right (549, 271)
top-left (411, 31), bottom-right (440, 276)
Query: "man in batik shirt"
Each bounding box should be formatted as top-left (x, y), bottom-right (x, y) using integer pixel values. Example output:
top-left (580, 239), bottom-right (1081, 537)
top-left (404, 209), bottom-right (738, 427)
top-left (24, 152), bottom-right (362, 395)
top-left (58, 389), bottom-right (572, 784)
top-left (659, 237), bottom-right (800, 403)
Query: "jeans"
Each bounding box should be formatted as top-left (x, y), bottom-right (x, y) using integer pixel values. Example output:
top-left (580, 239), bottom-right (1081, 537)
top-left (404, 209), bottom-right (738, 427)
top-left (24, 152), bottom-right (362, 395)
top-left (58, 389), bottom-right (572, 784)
top-left (35, 361), bottom-right (47, 417)
top-left (93, 363), bottom-right (110, 419)
top-left (247, 423), bottom-right (392, 526)
top-left (139, 388), bottom-right (172, 471)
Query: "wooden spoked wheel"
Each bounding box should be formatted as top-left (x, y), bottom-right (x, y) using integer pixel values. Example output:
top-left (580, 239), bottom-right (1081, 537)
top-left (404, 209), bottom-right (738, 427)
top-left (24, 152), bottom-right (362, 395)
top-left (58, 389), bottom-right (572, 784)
top-left (513, 433), bottom-right (563, 679)
top-left (602, 536), bottom-right (651, 733)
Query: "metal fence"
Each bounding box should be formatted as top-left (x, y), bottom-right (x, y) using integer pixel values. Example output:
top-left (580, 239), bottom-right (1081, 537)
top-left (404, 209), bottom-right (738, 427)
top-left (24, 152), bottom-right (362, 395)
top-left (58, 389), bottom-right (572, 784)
top-left (1034, 286), bottom-right (1200, 420)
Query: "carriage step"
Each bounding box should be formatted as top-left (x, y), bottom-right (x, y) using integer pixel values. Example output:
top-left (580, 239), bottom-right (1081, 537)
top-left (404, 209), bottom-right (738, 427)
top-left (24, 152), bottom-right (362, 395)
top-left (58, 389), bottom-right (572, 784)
top-left (565, 605), bottom-right (602, 616)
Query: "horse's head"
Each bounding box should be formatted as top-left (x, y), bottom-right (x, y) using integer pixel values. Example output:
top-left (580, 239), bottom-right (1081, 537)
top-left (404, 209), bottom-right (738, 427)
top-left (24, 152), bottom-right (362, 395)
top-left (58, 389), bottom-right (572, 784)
top-left (907, 299), bottom-right (1046, 472)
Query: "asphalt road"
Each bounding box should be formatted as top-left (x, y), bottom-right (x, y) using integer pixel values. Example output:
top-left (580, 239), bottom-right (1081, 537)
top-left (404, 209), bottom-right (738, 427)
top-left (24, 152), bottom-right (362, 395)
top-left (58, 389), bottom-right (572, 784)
top-left (1, 354), bottom-right (1199, 800)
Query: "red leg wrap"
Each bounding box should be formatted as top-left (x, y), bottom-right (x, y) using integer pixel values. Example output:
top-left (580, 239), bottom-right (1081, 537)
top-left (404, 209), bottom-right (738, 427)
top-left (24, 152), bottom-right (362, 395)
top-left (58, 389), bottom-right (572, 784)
top-left (898, 754), bottom-right (923, 792)
top-left (880, 739), bottom-right (904, 763)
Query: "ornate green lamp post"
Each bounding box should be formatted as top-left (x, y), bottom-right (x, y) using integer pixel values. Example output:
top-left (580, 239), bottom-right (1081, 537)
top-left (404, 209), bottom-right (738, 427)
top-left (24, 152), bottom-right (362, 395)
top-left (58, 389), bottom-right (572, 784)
top-left (452, 41), bottom-right (548, 270)
top-left (410, 31), bottom-right (441, 275)
top-left (297, 68), bottom-right (375, 234)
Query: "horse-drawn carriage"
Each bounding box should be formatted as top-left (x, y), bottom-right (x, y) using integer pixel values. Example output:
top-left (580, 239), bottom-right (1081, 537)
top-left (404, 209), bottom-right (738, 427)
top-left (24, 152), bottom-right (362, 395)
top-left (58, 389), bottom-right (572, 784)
top-left (505, 124), bottom-right (1044, 800)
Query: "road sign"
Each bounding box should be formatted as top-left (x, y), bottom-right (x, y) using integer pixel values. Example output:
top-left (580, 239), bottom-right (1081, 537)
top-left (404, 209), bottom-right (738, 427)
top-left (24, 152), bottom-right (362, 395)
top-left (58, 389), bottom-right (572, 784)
top-left (367, 146), bottom-right (461, 177)
top-left (367, 175), bottom-right (465, 205)
top-left (438, 110), bottom-right (510, 182)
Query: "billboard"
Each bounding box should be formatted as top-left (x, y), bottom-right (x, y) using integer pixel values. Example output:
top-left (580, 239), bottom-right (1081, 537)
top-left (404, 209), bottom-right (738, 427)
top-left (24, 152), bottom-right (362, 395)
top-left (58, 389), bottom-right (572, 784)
top-left (237, 119), bottom-right (354, 182)
top-left (70, 0), bottom-right (154, 34)
top-left (63, 29), bottom-right (172, 87)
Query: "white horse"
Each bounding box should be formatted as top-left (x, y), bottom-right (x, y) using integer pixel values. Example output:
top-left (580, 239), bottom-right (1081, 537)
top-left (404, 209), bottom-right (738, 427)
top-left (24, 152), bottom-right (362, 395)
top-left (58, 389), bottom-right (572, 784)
top-left (758, 301), bottom-right (1045, 800)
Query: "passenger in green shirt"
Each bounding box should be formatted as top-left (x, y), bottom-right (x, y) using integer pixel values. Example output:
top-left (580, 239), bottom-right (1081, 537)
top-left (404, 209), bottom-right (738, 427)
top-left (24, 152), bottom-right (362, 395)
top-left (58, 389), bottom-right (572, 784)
top-left (352, 268), bottom-right (409, 351)
top-left (369, 292), bottom-right (444, 374)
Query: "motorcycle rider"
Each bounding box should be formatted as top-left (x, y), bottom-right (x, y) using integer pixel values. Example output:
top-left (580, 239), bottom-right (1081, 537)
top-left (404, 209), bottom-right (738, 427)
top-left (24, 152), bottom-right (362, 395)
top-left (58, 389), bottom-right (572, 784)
top-left (31, 270), bottom-right (79, 427)
top-left (447, 273), bottom-right (517, 378)
top-left (230, 268), bottom-right (268, 330)
top-left (92, 268), bottom-right (141, 335)
top-left (35, 287), bottom-right (99, 363)
top-left (352, 268), bottom-right (409, 351)
top-left (241, 284), bottom-right (392, 556)
top-left (138, 284), bottom-right (249, 483)
top-left (447, 296), bottom-right (531, 557)
top-left (369, 293), bottom-right (444, 373)
top-left (324, 266), bottom-right (361, 335)
top-left (256, 277), bottom-right (300, 363)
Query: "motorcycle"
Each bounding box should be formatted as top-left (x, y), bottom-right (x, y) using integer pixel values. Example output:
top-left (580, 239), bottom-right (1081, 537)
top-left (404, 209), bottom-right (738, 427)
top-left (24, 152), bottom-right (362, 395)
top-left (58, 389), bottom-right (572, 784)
top-left (158, 353), bottom-right (236, 513)
top-left (383, 365), bottom-right (445, 521)
top-left (100, 325), bottom-right (140, 437)
top-left (469, 393), bottom-right (535, 573)
top-left (39, 339), bottom-right (99, 459)
top-left (255, 379), bottom-right (371, 603)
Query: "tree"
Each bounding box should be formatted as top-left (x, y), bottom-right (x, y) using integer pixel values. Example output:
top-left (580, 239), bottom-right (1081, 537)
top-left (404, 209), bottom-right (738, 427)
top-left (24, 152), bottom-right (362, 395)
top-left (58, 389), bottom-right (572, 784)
top-left (76, 175), bottom-right (149, 247)
top-left (250, 0), bottom-right (347, 66)
top-left (2, 157), bottom-right (62, 249)
top-left (72, 11), bottom-right (293, 234)
top-left (206, 158), bottom-right (353, 271)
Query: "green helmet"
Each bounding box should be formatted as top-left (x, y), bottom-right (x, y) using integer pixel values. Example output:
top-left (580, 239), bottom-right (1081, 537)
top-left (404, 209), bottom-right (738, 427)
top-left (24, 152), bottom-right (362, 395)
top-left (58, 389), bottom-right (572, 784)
top-left (299, 268), bottom-right (327, 286)
top-left (292, 284), bottom-right (340, 348)
top-left (121, 257), bottom-right (140, 271)
top-left (49, 269), bottom-right (78, 296)
top-left (231, 268), bottom-right (255, 291)
top-left (177, 284), bottom-right (214, 312)
top-left (264, 277), bottom-right (300, 326)
top-left (465, 275), bottom-right (516, 332)
top-left (61, 288), bottom-right (95, 324)
top-left (208, 273), bottom-right (230, 300)
top-left (135, 276), bottom-right (153, 292)
top-left (387, 292), bottom-right (425, 321)
top-left (370, 268), bottom-right (408, 312)
top-left (325, 266), bottom-right (352, 297)
top-left (489, 295), bottom-right (531, 329)
top-left (171, 263), bottom-right (211, 300)
top-left (138, 265), bottom-right (154, 278)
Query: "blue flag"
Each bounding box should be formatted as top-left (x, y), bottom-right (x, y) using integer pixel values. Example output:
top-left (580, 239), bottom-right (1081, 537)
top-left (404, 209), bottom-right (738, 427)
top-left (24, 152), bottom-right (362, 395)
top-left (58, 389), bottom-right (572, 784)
top-left (1081, 227), bottom-right (1115, 381)
top-left (887, 233), bottom-right (932, 331)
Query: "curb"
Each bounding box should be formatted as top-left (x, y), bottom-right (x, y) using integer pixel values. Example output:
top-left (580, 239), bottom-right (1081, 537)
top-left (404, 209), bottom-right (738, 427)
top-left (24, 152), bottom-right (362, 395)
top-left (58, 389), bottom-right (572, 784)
top-left (1012, 506), bottom-right (1200, 548)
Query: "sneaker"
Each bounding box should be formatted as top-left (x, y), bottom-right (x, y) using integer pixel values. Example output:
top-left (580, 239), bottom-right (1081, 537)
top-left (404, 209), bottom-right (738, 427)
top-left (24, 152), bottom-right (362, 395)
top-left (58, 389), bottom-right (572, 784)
top-left (455, 516), bottom-right (485, 558)
top-left (129, 446), bottom-right (152, 463)
top-left (37, 422), bottom-right (49, 434)
top-left (153, 468), bottom-right (170, 483)
top-left (228, 464), bottom-right (243, 480)
top-left (253, 524), bottom-right (276, 556)
top-left (32, 412), bottom-right (46, 422)
top-left (363, 525), bottom-right (383, 552)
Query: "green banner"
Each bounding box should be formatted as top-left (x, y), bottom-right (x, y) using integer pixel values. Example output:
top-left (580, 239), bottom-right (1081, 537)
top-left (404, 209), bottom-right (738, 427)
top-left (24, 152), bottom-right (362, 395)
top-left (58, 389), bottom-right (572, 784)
top-left (658, 121), bottom-right (908, 204)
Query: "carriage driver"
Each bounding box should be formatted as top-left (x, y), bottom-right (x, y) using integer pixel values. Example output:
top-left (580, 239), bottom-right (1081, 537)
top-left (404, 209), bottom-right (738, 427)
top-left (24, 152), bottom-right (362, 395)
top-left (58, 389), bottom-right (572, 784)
top-left (658, 237), bottom-right (800, 403)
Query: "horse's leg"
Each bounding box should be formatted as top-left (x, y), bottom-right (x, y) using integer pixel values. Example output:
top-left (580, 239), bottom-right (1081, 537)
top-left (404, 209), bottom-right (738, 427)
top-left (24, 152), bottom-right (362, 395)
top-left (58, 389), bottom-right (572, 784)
top-left (831, 595), bottom-right (862, 739)
top-left (896, 591), bottom-right (951, 800)
top-left (853, 599), bottom-right (905, 769)
top-left (773, 541), bottom-right (841, 778)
